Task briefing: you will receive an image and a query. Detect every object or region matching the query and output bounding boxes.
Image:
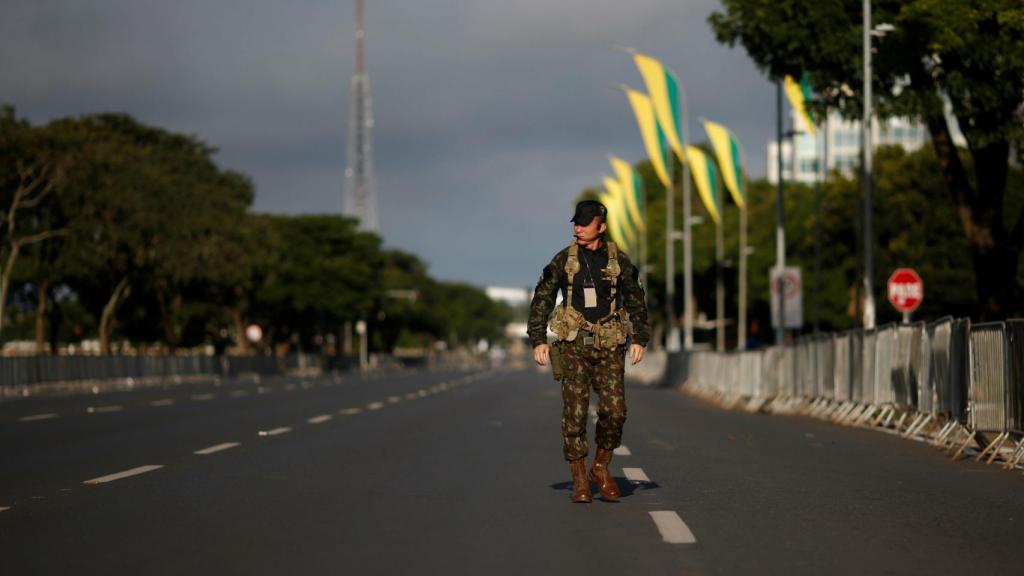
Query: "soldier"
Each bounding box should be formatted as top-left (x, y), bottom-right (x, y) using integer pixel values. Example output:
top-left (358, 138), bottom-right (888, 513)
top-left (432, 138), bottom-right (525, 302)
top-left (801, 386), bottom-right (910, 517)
top-left (528, 200), bottom-right (649, 503)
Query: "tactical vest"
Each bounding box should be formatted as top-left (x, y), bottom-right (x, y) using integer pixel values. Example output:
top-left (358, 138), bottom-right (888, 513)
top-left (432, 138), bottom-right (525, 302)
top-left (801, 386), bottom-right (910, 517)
top-left (547, 241), bottom-right (630, 349)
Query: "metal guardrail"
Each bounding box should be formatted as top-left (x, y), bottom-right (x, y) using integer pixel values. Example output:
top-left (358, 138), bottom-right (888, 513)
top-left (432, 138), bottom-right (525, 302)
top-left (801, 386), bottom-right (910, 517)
top-left (683, 316), bottom-right (1024, 470)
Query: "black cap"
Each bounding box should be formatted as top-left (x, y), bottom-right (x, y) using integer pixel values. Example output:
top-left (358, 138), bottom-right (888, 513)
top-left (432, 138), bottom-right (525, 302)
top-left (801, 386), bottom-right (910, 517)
top-left (570, 200), bottom-right (607, 226)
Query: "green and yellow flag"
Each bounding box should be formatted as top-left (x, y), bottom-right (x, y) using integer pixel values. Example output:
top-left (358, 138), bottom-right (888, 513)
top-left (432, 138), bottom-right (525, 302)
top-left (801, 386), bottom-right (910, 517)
top-left (609, 156), bottom-right (645, 233)
top-left (684, 146), bottom-right (721, 225)
top-left (633, 53), bottom-right (685, 160)
top-left (702, 120), bottom-right (745, 209)
top-left (784, 72), bottom-right (816, 137)
top-left (625, 89), bottom-right (671, 187)
top-left (600, 178), bottom-right (634, 250)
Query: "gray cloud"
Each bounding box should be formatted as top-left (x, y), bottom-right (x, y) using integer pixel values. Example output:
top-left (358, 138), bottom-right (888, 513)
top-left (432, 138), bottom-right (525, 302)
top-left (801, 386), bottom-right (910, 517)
top-left (2, 0), bottom-right (776, 288)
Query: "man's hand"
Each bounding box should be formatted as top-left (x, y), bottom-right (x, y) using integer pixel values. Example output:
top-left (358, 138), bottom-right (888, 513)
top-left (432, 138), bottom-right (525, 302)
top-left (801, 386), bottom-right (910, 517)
top-left (533, 343), bottom-right (551, 366)
top-left (629, 344), bottom-right (646, 365)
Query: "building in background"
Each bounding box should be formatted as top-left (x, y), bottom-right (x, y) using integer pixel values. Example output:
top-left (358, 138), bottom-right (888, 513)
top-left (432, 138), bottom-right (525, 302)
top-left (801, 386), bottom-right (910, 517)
top-left (766, 109), bottom-right (964, 184)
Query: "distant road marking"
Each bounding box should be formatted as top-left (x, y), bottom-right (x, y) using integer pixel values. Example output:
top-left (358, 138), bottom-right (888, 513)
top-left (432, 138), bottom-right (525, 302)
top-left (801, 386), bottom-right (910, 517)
top-left (150, 399), bottom-right (176, 407)
top-left (438, 383), bottom-right (449, 391)
top-left (367, 401), bottom-right (385, 411)
top-left (404, 392), bottom-right (419, 400)
top-left (417, 390), bottom-right (429, 398)
top-left (387, 395), bottom-right (401, 403)
top-left (0, 506), bottom-right (10, 512)
top-left (339, 408), bottom-right (362, 416)
top-left (258, 427), bottom-right (291, 437)
top-left (194, 442), bottom-right (240, 455)
top-left (19, 413), bottom-right (59, 422)
top-left (191, 393), bottom-right (216, 401)
top-left (623, 467), bottom-right (651, 483)
top-left (614, 445), bottom-right (632, 456)
top-left (283, 384), bottom-right (298, 392)
top-left (301, 381), bottom-right (314, 389)
top-left (229, 390), bottom-right (249, 398)
top-left (83, 465), bottom-right (163, 485)
top-left (256, 386), bottom-right (272, 395)
top-left (649, 511), bottom-right (697, 544)
top-left (87, 405), bottom-right (123, 414)
top-left (308, 415), bottom-right (333, 424)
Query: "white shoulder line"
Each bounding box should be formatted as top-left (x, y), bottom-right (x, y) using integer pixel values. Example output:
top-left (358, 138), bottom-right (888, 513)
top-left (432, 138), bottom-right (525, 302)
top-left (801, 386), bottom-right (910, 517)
top-left (649, 511), bottom-right (697, 544)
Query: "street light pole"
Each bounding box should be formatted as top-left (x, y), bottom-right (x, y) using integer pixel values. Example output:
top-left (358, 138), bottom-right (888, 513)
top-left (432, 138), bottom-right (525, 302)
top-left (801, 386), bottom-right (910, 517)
top-left (862, 0), bottom-right (876, 329)
top-left (775, 80), bottom-right (786, 346)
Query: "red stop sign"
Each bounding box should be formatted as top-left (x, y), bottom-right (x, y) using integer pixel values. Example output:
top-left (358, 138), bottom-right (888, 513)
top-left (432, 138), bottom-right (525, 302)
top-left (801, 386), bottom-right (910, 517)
top-left (887, 268), bottom-right (923, 313)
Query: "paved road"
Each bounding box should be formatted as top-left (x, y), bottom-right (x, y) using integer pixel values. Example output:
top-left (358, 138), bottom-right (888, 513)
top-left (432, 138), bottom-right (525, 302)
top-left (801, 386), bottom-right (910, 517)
top-left (1, 365), bottom-right (1022, 574)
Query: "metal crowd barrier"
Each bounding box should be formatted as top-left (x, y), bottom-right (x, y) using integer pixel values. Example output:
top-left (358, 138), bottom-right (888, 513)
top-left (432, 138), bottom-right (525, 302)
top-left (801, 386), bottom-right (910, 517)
top-left (681, 316), bottom-right (1024, 469)
top-left (0, 354), bottom-right (285, 389)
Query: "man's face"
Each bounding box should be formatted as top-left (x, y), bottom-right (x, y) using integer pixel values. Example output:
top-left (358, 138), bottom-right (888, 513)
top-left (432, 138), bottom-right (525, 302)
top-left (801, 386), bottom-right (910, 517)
top-left (573, 218), bottom-right (606, 245)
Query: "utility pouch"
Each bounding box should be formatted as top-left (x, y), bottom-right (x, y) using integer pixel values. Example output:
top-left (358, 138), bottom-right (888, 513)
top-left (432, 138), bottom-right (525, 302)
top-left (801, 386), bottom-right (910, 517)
top-left (594, 311), bottom-right (631, 350)
top-left (548, 305), bottom-right (584, 342)
top-left (549, 342), bottom-right (565, 381)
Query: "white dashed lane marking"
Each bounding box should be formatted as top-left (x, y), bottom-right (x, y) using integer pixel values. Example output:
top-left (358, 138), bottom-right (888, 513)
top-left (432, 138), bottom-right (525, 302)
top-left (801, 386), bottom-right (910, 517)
top-left (649, 511), bottom-right (697, 544)
top-left (0, 506), bottom-right (10, 512)
top-left (387, 396), bottom-right (401, 404)
top-left (404, 392), bottom-right (418, 400)
top-left (194, 442), bottom-right (240, 455)
top-left (83, 465), bottom-right (164, 485)
top-left (307, 415), bottom-right (333, 424)
top-left (150, 399), bottom-right (176, 407)
top-left (367, 402), bottom-right (385, 411)
top-left (18, 413), bottom-right (59, 422)
top-left (229, 390), bottom-right (250, 398)
top-left (87, 405), bottom-right (123, 414)
top-left (258, 427), bottom-right (291, 437)
top-left (613, 445), bottom-right (632, 456)
top-left (623, 467), bottom-right (651, 483)
top-left (191, 393), bottom-right (216, 401)
top-left (339, 408), bottom-right (362, 416)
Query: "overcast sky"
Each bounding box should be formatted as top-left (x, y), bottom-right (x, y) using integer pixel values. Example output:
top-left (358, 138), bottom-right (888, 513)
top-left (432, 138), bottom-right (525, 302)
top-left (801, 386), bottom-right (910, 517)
top-left (2, 0), bottom-right (777, 289)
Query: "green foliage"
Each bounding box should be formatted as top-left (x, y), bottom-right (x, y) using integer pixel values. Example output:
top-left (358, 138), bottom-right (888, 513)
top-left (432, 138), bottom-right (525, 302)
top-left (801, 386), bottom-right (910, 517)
top-left (0, 109), bottom-right (507, 355)
top-left (581, 144), bottom-right (1023, 344)
top-left (709, 0), bottom-right (1024, 319)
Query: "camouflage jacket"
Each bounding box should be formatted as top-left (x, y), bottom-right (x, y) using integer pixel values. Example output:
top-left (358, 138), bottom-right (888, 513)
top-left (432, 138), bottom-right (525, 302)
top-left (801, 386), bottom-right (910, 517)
top-left (528, 241), bottom-right (650, 348)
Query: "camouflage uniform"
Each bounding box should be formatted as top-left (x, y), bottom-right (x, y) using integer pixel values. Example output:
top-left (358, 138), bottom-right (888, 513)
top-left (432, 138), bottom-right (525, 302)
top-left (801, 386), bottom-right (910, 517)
top-left (528, 242), bottom-right (649, 461)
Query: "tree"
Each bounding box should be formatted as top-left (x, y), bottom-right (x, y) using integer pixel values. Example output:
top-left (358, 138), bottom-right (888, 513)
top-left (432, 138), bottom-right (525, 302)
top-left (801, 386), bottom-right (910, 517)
top-left (0, 107), bottom-right (69, 338)
top-left (709, 0), bottom-right (1024, 319)
top-left (253, 215), bottom-right (383, 352)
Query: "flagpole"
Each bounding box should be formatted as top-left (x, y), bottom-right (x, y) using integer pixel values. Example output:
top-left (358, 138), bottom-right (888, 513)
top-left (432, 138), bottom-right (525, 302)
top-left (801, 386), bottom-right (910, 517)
top-left (715, 170), bottom-right (725, 352)
top-left (679, 89), bottom-right (693, 352)
top-left (665, 161), bottom-right (679, 352)
top-left (738, 191), bottom-right (747, 350)
top-left (640, 175), bottom-right (649, 299)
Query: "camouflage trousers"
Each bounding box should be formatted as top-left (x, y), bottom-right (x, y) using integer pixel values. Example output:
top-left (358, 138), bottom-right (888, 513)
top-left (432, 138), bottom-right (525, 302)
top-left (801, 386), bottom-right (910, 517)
top-left (556, 337), bottom-right (627, 461)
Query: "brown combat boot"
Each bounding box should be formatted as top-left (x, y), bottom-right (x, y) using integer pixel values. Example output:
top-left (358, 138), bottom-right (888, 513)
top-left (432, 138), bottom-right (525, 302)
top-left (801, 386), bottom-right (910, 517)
top-left (569, 458), bottom-right (592, 503)
top-left (589, 447), bottom-right (620, 501)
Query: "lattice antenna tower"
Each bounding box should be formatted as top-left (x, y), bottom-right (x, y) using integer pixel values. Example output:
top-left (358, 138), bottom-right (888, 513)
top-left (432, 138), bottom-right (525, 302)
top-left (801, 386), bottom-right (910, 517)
top-left (343, 0), bottom-right (378, 232)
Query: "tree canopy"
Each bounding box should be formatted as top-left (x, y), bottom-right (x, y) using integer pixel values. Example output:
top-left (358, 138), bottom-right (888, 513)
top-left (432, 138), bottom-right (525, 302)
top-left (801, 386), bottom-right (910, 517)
top-left (708, 0), bottom-right (1024, 319)
top-left (0, 109), bottom-right (508, 356)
